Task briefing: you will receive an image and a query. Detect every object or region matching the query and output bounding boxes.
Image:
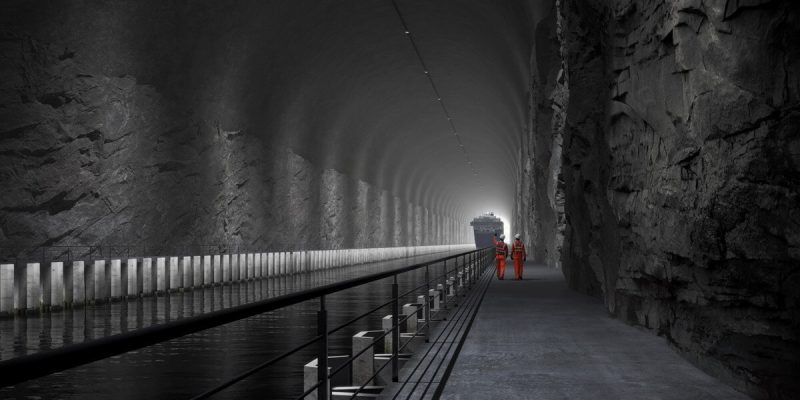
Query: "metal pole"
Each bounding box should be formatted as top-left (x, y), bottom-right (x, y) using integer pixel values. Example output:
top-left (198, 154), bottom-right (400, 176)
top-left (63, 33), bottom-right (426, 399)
top-left (441, 259), bottom-right (447, 311)
top-left (391, 275), bottom-right (399, 382)
top-left (318, 295), bottom-right (328, 400)
top-left (424, 264), bottom-right (430, 343)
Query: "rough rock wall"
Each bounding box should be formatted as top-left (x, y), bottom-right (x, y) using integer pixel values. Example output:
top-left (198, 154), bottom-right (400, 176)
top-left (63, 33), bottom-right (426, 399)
top-left (0, 32), bottom-right (468, 255)
top-left (555, 0), bottom-right (800, 398)
top-left (513, 2), bottom-right (567, 268)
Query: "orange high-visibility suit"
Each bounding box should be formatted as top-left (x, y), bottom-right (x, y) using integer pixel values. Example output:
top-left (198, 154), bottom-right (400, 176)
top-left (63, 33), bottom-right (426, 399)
top-left (493, 237), bottom-right (509, 280)
top-left (511, 239), bottom-right (527, 280)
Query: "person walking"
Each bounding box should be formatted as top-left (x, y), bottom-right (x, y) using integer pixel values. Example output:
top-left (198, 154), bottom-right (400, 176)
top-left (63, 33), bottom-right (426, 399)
top-left (493, 233), bottom-right (509, 280)
top-left (511, 233), bottom-right (527, 280)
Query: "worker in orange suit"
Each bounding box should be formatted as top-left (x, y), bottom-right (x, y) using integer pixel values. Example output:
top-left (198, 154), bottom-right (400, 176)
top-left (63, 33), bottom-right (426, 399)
top-left (511, 233), bottom-right (527, 280)
top-left (493, 233), bottom-right (509, 280)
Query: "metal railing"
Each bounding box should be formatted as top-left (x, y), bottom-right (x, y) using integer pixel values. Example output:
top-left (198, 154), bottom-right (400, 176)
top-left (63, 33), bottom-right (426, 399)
top-left (0, 246), bottom-right (493, 399)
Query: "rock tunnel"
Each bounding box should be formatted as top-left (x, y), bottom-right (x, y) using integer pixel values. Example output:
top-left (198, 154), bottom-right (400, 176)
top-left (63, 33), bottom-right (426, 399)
top-left (0, 0), bottom-right (798, 399)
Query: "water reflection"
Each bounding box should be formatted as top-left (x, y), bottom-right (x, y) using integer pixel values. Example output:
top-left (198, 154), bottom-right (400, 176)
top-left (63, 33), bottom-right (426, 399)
top-left (0, 252), bottom-right (463, 399)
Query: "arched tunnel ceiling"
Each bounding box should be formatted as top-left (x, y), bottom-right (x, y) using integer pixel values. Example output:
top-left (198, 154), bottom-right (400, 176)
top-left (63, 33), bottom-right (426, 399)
top-left (3, 0), bottom-right (552, 225)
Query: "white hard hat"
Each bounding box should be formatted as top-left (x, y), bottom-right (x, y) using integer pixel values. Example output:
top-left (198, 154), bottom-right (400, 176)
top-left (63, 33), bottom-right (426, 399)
top-left (499, 234), bottom-right (505, 240)
top-left (515, 233), bottom-right (521, 239)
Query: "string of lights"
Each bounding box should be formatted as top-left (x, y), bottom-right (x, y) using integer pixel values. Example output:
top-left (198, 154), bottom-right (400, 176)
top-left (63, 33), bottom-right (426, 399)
top-left (390, 0), bottom-right (483, 189)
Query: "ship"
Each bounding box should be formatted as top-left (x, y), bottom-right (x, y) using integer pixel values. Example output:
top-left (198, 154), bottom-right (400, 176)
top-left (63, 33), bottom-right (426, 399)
top-left (470, 212), bottom-right (504, 248)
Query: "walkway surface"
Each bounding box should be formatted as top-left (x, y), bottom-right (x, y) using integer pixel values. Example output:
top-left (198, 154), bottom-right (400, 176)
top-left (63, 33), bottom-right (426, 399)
top-left (440, 263), bottom-right (750, 400)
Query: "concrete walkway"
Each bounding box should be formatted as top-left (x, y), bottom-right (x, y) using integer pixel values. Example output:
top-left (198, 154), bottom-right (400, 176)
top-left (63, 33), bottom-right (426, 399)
top-left (440, 263), bottom-right (750, 400)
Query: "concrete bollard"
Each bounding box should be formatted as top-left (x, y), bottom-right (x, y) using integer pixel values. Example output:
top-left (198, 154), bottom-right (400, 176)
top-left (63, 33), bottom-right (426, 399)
top-left (381, 315), bottom-right (395, 354)
top-left (142, 258), bottom-right (153, 295)
top-left (303, 355), bottom-right (351, 400)
top-left (50, 262), bottom-right (65, 308)
top-left (110, 260), bottom-right (123, 299)
top-left (156, 257), bottom-right (167, 293)
top-left (127, 258), bottom-right (139, 298)
top-left (169, 257), bottom-right (180, 292)
top-left (417, 295), bottom-right (427, 322)
top-left (402, 304), bottom-right (420, 333)
top-left (1, 264), bottom-right (13, 314)
top-left (429, 288), bottom-right (439, 311)
top-left (352, 330), bottom-right (385, 386)
top-left (26, 263), bottom-right (42, 311)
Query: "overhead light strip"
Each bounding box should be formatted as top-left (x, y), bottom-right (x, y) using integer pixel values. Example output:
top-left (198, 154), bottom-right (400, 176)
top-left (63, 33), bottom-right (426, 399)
top-left (390, 0), bottom-right (482, 183)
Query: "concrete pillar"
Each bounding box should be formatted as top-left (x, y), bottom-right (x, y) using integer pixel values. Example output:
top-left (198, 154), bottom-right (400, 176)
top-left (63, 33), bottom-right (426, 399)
top-left (202, 255), bottom-right (211, 286)
top-left (402, 304), bottom-right (420, 333)
top-left (262, 253), bottom-right (268, 277)
top-left (156, 257), bottom-right (167, 293)
top-left (191, 255), bottom-right (202, 288)
top-left (182, 256), bottom-right (193, 290)
top-left (110, 259), bottom-right (123, 299)
top-left (127, 258), bottom-right (139, 298)
top-left (381, 315), bottom-right (394, 354)
top-left (72, 261), bottom-right (85, 305)
top-left (239, 254), bottom-right (247, 281)
top-left (142, 257), bottom-right (154, 295)
top-left (231, 254), bottom-right (239, 282)
top-left (1, 264), bottom-right (13, 314)
top-left (92, 260), bottom-right (107, 302)
top-left (248, 253), bottom-right (255, 279)
top-left (26, 263), bottom-right (42, 310)
top-left (429, 288), bottom-right (439, 311)
top-left (50, 262), bottom-right (65, 308)
top-left (223, 254), bottom-right (231, 283)
top-left (267, 253), bottom-right (273, 277)
top-left (212, 255), bottom-right (221, 285)
top-left (352, 330), bottom-right (383, 386)
top-left (169, 257), bottom-right (180, 292)
top-left (417, 295), bottom-right (427, 321)
top-left (40, 262), bottom-right (51, 308)
top-left (254, 253), bottom-right (261, 279)
top-left (14, 263), bottom-right (26, 311)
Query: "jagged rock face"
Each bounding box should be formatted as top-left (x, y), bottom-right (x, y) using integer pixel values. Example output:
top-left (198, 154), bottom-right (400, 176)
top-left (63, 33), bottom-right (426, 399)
top-left (513, 2), bottom-right (568, 270)
top-left (0, 33), bottom-right (468, 255)
top-left (556, 0), bottom-right (800, 398)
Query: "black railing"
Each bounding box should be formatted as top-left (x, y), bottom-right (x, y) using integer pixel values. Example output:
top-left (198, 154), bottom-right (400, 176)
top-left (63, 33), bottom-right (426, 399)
top-left (0, 247), bottom-right (493, 399)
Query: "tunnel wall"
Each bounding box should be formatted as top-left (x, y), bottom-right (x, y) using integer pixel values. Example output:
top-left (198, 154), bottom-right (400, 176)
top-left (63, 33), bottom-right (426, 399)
top-left (539, 0), bottom-right (800, 398)
top-left (0, 32), bottom-right (471, 254)
top-left (513, 2), bottom-right (568, 269)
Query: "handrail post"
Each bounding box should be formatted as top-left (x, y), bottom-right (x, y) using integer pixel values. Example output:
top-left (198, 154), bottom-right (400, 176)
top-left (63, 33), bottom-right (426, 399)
top-left (391, 275), bottom-right (399, 382)
top-left (471, 252), bottom-right (475, 285)
top-left (424, 264), bottom-right (430, 343)
top-left (441, 259), bottom-right (447, 311)
top-left (318, 295), bottom-right (329, 400)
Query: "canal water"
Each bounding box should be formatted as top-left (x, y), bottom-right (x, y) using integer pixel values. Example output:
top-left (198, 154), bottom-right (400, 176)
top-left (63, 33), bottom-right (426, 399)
top-left (0, 250), bottom-right (468, 399)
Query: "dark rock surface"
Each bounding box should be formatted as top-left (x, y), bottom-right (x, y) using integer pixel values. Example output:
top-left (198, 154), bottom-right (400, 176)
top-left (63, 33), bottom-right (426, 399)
top-left (542, 0), bottom-right (800, 398)
top-left (0, 32), bottom-right (469, 253)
